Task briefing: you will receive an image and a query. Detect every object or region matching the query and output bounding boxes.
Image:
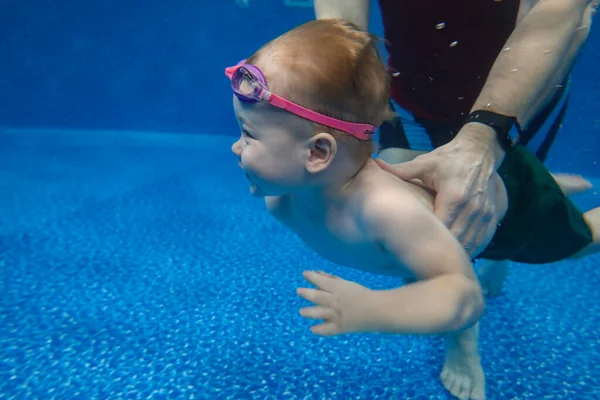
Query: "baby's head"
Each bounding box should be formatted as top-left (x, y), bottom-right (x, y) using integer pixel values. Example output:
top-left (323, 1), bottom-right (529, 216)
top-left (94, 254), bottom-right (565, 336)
top-left (228, 19), bottom-right (390, 197)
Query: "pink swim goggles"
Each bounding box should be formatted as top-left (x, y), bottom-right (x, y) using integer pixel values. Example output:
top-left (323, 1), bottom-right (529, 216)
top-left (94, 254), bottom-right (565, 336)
top-left (225, 60), bottom-right (376, 140)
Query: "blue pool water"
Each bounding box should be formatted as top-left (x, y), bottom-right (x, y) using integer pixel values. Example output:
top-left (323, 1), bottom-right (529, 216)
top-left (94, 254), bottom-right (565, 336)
top-left (1, 127), bottom-right (599, 399)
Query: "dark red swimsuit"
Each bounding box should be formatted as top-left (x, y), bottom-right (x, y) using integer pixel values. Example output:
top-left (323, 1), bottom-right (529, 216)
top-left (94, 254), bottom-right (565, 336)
top-left (378, 0), bottom-right (520, 124)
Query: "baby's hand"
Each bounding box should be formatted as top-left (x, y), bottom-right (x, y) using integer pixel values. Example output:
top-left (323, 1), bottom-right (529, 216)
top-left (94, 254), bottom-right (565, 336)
top-left (296, 270), bottom-right (374, 336)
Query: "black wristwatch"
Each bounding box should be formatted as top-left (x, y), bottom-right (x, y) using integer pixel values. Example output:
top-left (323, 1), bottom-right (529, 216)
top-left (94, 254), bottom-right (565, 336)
top-left (462, 110), bottom-right (523, 152)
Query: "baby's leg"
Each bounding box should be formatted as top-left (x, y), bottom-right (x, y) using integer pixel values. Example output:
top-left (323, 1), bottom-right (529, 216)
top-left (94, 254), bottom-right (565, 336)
top-left (441, 323), bottom-right (486, 400)
top-left (570, 207), bottom-right (600, 259)
top-left (551, 173), bottom-right (593, 195)
top-left (477, 260), bottom-right (510, 297)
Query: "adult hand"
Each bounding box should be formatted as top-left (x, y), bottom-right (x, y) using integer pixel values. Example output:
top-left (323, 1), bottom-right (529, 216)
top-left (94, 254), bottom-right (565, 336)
top-left (375, 125), bottom-right (505, 257)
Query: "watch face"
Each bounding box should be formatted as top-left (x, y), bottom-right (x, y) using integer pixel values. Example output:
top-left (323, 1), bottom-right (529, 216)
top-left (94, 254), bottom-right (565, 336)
top-left (507, 124), bottom-right (520, 142)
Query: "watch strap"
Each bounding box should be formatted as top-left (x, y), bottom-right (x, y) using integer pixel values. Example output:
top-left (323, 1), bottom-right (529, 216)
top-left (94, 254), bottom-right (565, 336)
top-left (463, 110), bottom-right (523, 151)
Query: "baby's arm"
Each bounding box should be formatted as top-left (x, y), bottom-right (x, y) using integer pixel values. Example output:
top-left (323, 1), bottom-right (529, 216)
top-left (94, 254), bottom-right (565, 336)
top-left (364, 194), bottom-right (484, 334)
top-left (298, 191), bottom-right (484, 336)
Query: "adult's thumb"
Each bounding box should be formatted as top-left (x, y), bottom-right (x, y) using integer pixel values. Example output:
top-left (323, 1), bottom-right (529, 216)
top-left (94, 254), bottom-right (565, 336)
top-left (375, 158), bottom-right (427, 181)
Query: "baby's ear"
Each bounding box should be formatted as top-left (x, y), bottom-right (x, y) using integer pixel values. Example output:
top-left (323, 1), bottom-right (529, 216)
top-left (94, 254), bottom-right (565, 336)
top-left (305, 133), bottom-right (337, 174)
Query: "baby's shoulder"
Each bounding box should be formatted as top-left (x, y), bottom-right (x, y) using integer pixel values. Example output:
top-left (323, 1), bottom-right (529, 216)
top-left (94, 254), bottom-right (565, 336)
top-left (354, 177), bottom-right (428, 232)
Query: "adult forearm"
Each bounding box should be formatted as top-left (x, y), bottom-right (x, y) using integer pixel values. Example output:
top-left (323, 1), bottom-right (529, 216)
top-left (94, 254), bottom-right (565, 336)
top-left (365, 275), bottom-right (484, 335)
top-left (313, 0), bottom-right (370, 30)
top-left (470, 0), bottom-right (590, 127)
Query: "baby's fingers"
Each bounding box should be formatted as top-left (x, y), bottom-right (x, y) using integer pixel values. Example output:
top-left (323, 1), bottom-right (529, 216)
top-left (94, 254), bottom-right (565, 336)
top-left (299, 306), bottom-right (336, 321)
top-left (302, 270), bottom-right (340, 292)
top-left (310, 322), bottom-right (342, 336)
top-left (296, 287), bottom-right (335, 307)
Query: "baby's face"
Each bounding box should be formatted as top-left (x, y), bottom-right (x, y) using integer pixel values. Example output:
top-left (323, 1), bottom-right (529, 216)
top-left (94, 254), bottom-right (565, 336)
top-left (231, 96), bottom-right (313, 197)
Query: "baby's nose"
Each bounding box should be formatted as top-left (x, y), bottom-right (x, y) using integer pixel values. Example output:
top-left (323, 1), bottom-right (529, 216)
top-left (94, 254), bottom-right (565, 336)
top-left (231, 139), bottom-right (242, 156)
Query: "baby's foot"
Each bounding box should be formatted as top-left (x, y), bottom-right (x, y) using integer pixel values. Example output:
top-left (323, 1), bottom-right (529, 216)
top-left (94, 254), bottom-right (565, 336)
top-left (478, 259), bottom-right (510, 297)
top-left (551, 173), bottom-right (593, 195)
top-left (441, 325), bottom-right (486, 400)
top-left (441, 353), bottom-right (486, 400)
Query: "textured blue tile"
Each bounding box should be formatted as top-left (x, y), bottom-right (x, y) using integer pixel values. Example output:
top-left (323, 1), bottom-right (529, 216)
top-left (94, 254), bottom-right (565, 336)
top-left (0, 129), bottom-right (599, 400)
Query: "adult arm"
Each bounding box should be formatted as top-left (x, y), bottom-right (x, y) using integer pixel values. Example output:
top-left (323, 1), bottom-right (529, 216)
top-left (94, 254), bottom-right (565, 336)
top-left (313, 0), bottom-right (371, 31)
top-left (376, 0), bottom-right (596, 256)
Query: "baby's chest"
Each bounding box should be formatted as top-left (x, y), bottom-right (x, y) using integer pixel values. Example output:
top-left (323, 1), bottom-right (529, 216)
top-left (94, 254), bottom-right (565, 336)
top-left (288, 217), bottom-right (409, 278)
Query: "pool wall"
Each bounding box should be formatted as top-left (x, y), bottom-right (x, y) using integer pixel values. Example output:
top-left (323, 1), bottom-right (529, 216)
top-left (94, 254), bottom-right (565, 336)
top-left (0, 0), bottom-right (597, 171)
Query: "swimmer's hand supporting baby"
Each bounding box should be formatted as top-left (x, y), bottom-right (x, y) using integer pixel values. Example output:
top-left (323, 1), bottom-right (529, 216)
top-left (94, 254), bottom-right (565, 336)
top-left (296, 191), bottom-right (485, 336)
top-left (297, 271), bottom-right (483, 336)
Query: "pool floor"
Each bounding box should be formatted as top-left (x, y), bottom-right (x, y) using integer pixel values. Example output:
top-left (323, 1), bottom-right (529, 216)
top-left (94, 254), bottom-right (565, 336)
top-left (1, 128), bottom-right (599, 399)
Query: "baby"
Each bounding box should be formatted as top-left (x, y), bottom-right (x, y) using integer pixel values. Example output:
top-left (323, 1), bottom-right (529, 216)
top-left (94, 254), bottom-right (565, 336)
top-left (225, 19), bottom-right (598, 400)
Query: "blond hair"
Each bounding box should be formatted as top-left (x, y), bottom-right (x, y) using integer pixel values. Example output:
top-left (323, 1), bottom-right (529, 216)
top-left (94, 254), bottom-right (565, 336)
top-left (247, 19), bottom-right (391, 162)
